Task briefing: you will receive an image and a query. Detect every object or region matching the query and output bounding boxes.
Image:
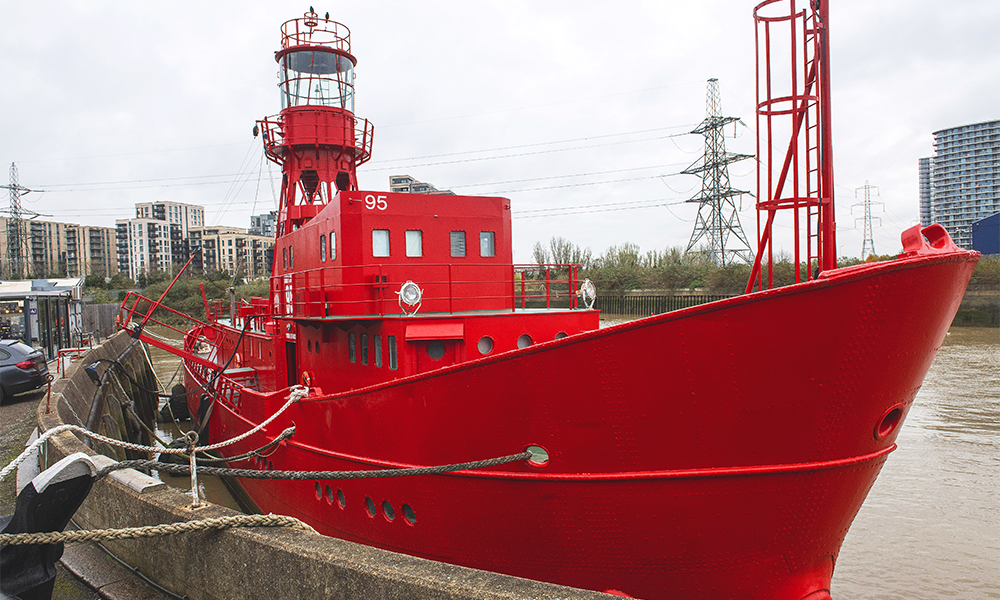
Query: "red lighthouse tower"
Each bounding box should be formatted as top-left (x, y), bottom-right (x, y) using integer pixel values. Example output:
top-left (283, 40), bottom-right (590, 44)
top-left (257, 9), bottom-right (374, 238)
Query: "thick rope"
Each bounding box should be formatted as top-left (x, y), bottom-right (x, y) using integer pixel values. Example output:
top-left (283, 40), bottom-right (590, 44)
top-left (99, 451), bottom-right (533, 481)
top-left (0, 386), bottom-right (307, 485)
top-left (0, 514), bottom-right (313, 546)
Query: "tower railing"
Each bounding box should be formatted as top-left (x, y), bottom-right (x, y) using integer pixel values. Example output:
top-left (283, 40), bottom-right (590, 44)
top-left (748, 0), bottom-right (835, 292)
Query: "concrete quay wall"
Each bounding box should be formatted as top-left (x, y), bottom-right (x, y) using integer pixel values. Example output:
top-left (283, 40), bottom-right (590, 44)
top-left (39, 331), bottom-right (610, 600)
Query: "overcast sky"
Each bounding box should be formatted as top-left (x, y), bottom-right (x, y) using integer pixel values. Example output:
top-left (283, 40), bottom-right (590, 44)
top-left (1, 1), bottom-right (997, 263)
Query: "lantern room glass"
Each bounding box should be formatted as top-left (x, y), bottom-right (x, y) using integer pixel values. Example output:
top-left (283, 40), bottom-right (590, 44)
top-left (279, 50), bottom-right (355, 111)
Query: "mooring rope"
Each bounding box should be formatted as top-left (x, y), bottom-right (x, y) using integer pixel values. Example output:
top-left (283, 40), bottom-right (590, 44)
top-left (0, 386), bottom-right (308, 485)
top-left (0, 514), bottom-right (314, 546)
top-left (98, 451), bottom-right (533, 481)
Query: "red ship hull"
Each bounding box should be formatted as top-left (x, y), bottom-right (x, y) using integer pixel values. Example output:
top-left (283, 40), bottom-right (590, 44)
top-left (182, 247), bottom-right (977, 600)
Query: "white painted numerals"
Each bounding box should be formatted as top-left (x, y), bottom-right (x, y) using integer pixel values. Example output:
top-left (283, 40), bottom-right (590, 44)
top-left (365, 194), bottom-right (387, 211)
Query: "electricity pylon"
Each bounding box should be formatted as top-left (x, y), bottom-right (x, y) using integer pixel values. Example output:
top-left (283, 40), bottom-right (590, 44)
top-left (683, 79), bottom-right (754, 266)
top-left (1, 163), bottom-right (31, 278)
top-left (852, 181), bottom-right (882, 258)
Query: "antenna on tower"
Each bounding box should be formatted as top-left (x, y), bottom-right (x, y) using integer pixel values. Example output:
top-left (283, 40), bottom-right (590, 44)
top-left (683, 78), bottom-right (754, 266)
top-left (852, 180), bottom-right (882, 258)
top-left (1, 163), bottom-right (31, 279)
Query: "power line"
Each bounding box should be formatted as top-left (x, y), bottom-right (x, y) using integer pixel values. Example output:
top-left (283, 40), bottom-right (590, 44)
top-left (371, 125), bottom-right (694, 165)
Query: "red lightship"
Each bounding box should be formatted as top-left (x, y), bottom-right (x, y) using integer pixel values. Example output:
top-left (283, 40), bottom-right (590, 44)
top-left (121, 3), bottom-right (979, 599)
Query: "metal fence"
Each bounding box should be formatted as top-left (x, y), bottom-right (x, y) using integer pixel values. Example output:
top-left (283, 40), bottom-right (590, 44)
top-left (594, 293), bottom-right (736, 317)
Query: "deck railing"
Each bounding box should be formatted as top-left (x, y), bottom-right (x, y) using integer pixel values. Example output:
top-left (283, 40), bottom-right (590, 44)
top-left (273, 262), bottom-right (589, 318)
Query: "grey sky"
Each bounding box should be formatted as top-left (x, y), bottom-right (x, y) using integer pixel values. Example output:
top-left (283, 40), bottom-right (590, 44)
top-left (1, 1), bottom-right (997, 263)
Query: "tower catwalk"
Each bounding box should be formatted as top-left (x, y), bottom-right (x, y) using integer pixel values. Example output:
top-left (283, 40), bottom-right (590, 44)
top-left (683, 79), bottom-right (754, 266)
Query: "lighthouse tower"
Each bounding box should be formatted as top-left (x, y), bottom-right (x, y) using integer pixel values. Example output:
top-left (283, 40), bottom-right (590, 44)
top-left (257, 9), bottom-right (374, 238)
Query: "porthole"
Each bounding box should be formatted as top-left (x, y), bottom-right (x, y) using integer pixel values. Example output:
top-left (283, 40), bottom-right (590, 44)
top-left (337, 489), bottom-right (346, 509)
top-left (382, 501), bottom-right (396, 521)
top-left (525, 445), bottom-right (550, 467)
top-left (402, 504), bottom-right (416, 525)
top-left (875, 404), bottom-right (905, 440)
top-left (427, 341), bottom-right (446, 360)
top-left (554, 332), bottom-right (568, 340)
top-left (365, 496), bottom-right (376, 517)
top-left (325, 485), bottom-right (334, 504)
top-left (517, 334), bottom-right (532, 349)
top-left (315, 482), bottom-right (322, 500)
top-left (477, 336), bottom-right (494, 355)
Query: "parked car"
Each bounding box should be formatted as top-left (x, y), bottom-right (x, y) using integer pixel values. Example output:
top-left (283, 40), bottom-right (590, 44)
top-left (0, 340), bottom-right (49, 402)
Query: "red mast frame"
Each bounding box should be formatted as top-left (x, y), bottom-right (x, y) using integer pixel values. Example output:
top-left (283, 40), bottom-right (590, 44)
top-left (748, 0), bottom-right (836, 293)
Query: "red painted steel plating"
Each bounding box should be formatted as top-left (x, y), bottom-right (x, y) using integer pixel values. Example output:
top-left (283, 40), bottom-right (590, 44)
top-left (114, 7), bottom-right (983, 600)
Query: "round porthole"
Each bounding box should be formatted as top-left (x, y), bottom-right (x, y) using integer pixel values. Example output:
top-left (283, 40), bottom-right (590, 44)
top-left (402, 504), bottom-right (416, 525)
top-left (337, 489), bottom-right (346, 509)
top-left (427, 341), bottom-right (446, 359)
top-left (554, 332), bottom-right (568, 340)
top-left (314, 482), bottom-right (322, 500)
top-left (325, 485), bottom-right (334, 504)
top-left (525, 445), bottom-right (550, 467)
top-left (875, 404), bottom-right (905, 440)
top-left (478, 336), bottom-right (494, 355)
top-left (383, 501), bottom-right (396, 521)
top-left (365, 497), bottom-right (376, 517)
top-left (517, 334), bottom-right (532, 349)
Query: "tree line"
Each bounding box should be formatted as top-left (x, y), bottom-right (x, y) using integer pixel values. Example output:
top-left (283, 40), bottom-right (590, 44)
top-left (530, 236), bottom-right (1000, 295)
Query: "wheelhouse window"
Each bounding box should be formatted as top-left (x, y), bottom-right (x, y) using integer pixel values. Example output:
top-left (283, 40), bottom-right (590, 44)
top-left (361, 334), bottom-right (369, 365)
top-left (480, 231), bottom-right (495, 257)
top-left (373, 230), bottom-right (390, 257)
top-left (450, 231), bottom-right (466, 257)
top-left (282, 247), bottom-right (288, 269)
top-left (349, 332), bottom-right (356, 363)
top-left (388, 336), bottom-right (397, 370)
top-left (406, 230), bottom-right (423, 257)
top-left (320, 234), bottom-right (327, 262)
top-left (289, 245), bottom-right (294, 269)
top-left (374, 334), bottom-right (382, 367)
top-left (330, 230), bottom-right (336, 260)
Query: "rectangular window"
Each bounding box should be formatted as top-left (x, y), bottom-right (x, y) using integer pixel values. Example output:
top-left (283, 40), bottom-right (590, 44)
top-left (330, 230), bottom-right (336, 260)
top-left (388, 336), bottom-right (397, 371)
top-left (450, 231), bottom-right (466, 257)
top-left (374, 334), bottom-right (382, 367)
top-left (283, 247), bottom-right (287, 269)
top-left (348, 332), bottom-right (356, 363)
top-left (289, 245), bottom-right (294, 269)
top-left (372, 229), bottom-right (390, 257)
top-left (405, 230), bottom-right (422, 257)
top-left (320, 234), bottom-right (326, 262)
top-left (480, 231), bottom-right (495, 257)
top-left (361, 334), bottom-right (369, 365)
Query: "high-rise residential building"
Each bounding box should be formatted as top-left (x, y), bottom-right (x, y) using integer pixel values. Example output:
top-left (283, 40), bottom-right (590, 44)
top-left (64, 225), bottom-right (116, 277)
top-left (918, 157), bottom-right (933, 228)
top-left (920, 120), bottom-right (1000, 248)
top-left (0, 218), bottom-right (116, 278)
top-left (389, 175), bottom-right (454, 195)
top-left (189, 226), bottom-right (274, 279)
top-left (250, 211), bottom-right (278, 238)
top-left (116, 201), bottom-right (205, 280)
